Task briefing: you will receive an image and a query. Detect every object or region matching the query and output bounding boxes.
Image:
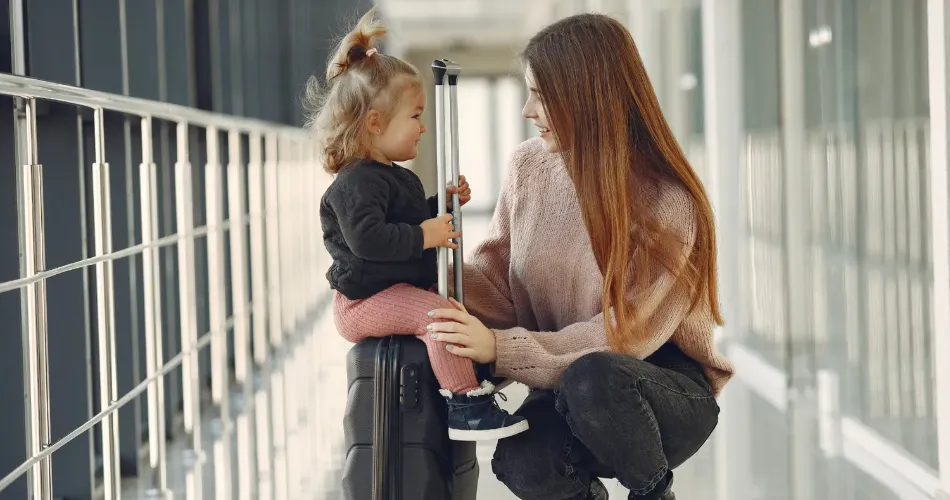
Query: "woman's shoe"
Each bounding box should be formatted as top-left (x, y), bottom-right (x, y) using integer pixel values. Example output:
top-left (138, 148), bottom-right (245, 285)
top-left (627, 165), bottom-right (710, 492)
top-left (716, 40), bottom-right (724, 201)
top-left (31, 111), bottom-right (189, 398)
top-left (629, 471), bottom-right (675, 500)
top-left (589, 478), bottom-right (609, 499)
top-left (656, 471), bottom-right (675, 500)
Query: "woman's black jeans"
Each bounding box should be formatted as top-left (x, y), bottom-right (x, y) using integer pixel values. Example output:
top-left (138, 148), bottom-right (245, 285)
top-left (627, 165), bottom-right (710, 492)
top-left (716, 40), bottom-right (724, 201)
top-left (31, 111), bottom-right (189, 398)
top-left (491, 343), bottom-right (720, 499)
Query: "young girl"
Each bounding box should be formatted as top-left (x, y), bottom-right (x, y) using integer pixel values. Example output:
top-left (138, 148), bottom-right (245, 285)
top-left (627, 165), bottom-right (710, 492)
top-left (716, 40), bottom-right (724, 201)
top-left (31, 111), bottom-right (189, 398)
top-left (306, 8), bottom-right (528, 442)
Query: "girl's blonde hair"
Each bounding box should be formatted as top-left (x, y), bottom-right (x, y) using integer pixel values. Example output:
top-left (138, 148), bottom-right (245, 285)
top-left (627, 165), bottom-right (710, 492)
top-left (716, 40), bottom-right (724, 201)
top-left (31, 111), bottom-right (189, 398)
top-left (304, 8), bottom-right (422, 173)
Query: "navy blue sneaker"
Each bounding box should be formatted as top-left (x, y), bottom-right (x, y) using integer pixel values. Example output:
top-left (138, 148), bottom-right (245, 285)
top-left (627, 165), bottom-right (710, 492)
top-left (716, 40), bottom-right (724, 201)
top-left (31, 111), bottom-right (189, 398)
top-left (440, 381), bottom-right (529, 441)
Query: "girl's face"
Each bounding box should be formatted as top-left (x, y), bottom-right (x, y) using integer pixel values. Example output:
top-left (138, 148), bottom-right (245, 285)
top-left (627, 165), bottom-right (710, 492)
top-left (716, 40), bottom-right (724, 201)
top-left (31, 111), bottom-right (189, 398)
top-left (522, 65), bottom-right (560, 153)
top-left (369, 83), bottom-right (427, 164)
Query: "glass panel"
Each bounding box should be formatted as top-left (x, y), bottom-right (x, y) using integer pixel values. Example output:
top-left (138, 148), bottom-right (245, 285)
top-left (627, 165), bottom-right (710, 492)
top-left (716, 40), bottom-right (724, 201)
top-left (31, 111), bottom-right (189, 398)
top-left (736, 1), bottom-right (794, 497)
top-left (803, 0), bottom-right (936, 471)
top-left (739, 0), bottom-right (787, 367)
top-left (457, 78), bottom-right (495, 213)
top-left (652, 1), bottom-right (705, 159)
top-left (494, 77), bottom-right (527, 188)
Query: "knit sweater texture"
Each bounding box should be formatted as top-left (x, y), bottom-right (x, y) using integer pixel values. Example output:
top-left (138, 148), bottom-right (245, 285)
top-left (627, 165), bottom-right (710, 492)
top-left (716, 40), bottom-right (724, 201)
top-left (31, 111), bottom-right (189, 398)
top-left (461, 138), bottom-right (735, 396)
top-left (320, 159), bottom-right (440, 300)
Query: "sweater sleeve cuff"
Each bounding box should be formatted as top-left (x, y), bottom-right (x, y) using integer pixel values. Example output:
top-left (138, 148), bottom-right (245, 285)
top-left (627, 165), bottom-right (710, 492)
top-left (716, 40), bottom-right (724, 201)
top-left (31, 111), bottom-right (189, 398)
top-left (411, 225), bottom-right (425, 259)
top-left (493, 330), bottom-right (519, 379)
top-left (493, 328), bottom-right (550, 383)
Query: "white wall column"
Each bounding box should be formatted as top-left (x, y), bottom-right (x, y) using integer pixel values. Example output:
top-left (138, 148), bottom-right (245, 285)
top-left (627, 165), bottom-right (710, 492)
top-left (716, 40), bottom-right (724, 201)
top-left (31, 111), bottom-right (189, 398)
top-left (779, 0), bottom-right (820, 498)
top-left (627, 0), bottom-right (661, 90)
top-left (700, 1), bottom-right (748, 499)
top-left (926, 1), bottom-right (950, 498)
top-left (701, 0), bottom-right (743, 331)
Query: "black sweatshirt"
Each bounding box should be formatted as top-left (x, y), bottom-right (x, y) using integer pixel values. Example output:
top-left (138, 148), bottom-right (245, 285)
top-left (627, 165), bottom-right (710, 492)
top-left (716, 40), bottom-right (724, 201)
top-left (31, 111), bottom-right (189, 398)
top-left (320, 159), bottom-right (443, 300)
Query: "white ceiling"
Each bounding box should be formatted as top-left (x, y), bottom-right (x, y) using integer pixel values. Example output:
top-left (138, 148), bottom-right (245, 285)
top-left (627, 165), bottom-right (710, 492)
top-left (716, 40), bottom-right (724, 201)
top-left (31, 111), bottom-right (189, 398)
top-left (376, 0), bottom-right (631, 50)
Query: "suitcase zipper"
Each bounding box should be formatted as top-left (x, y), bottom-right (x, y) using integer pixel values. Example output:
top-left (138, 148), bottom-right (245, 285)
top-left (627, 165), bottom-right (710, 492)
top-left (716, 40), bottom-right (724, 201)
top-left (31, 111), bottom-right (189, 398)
top-left (373, 337), bottom-right (404, 500)
top-left (372, 337), bottom-right (391, 500)
top-left (389, 339), bottom-right (402, 500)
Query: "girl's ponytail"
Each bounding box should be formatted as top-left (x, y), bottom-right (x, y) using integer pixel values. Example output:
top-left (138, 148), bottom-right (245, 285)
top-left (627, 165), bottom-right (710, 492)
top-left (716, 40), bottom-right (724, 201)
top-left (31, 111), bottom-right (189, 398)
top-left (326, 8), bottom-right (387, 82)
top-left (305, 7), bottom-right (420, 173)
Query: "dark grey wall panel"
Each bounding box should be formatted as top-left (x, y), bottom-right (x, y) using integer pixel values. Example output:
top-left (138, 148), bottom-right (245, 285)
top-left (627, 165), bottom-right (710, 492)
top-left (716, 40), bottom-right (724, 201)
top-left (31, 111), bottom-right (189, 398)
top-left (193, 0), bottom-right (214, 112)
top-left (125, 0), bottom-right (165, 443)
top-left (40, 104), bottom-right (97, 498)
top-left (157, 119), bottom-right (183, 436)
top-left (78, 0), bottom-right (123, 95)
top-left (163, 0), bottom-right (196, 107)
top-left (0, 5), bottom-right (28, 497)
top-left (227, 0), bottom-right (244, 115)
top-left (157, 0), bottom-right (188, 432)
top-left (255, 0), bottom-right (281, 122)
top-left (16, 1), bottom-right (97, 498)
top-left (127, 1), bottom-right (161, 101)
top-left (24, 0), bottom-right (76, 84)
top-left (0, 0), bottom-right (27, 495)
top-left (241, 0), bottom-right (259, 118)
top-left (216, 0), bottom-right (233, 114)
top-left (78, 0), bottom-right (142, 478)
top-left (0, 94), bottom-right (28, 500)
top-left (291, 1), bottom-right (374, 126)
top-left (190, 127), bottom-right (212, 386)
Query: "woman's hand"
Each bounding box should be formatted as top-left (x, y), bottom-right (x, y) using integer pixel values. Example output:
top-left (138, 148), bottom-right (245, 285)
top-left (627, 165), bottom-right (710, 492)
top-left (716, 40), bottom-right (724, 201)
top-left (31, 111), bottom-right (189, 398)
top-left (427, 298), bottom-right (497, 363)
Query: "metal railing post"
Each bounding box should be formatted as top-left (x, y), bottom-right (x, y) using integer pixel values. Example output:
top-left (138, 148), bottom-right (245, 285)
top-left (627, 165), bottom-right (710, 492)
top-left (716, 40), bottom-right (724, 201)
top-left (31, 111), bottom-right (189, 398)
top-left (92, 107), bottom-right (121, 500)
top-left (227, 128), bottom-right (255, 500)
top-left (20, 97), bottom-right (52, 500)
top-left (264, 134), bottom-right (283, 350)
top-left (174, 121), bottom-right (203, 471)
top-left (205, 125), bottom-right (233, 500)
top-left (139, 115), bottom-right (170, 496)
top-left (248, 132), bottom-right (267, 367)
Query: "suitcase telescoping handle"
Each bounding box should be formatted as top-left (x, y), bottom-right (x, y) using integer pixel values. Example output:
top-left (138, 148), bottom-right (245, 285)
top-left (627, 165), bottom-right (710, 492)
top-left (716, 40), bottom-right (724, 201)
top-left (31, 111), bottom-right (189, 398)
top-left (432, 59), bottom-right (464, 303)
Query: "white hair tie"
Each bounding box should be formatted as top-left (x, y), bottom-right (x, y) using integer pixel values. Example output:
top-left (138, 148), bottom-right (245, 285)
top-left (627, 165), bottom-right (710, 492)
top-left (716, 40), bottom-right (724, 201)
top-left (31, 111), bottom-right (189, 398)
top-left (366, 48), bottom-right (379, 57)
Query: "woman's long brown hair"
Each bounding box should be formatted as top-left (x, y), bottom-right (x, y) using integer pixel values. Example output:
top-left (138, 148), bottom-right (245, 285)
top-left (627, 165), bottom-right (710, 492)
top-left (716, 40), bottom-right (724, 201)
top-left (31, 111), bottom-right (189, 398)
top-left (522, 13), bottom-right (723, 353)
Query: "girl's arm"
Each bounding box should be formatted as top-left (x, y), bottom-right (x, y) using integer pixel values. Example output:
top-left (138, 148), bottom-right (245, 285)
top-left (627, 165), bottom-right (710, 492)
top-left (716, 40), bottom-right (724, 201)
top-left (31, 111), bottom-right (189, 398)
top-left (329, 170), bottom-right (424, 262)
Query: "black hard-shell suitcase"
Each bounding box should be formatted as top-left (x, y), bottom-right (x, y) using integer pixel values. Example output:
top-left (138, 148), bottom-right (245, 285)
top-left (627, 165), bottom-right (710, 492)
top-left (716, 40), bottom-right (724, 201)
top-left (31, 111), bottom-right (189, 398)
top-left (341, 336), bottom-right (479, 500)
top-left (340, 59), bottom-right (479, 500)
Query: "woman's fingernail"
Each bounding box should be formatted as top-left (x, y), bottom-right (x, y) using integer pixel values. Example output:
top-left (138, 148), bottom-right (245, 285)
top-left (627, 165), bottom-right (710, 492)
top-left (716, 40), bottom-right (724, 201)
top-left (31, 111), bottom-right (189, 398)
top-left (430, 333), bottom-right (438, 339)
top-left (426, 324), bottom-right (433, 331)
top-left (446, 345), bottom-right (453, 351)
top-left (427, 311), bottom-right (435, 317)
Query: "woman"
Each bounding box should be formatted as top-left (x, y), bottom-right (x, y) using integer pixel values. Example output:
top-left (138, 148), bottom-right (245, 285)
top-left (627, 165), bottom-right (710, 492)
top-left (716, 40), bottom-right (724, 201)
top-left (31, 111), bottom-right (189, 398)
top-left (425, 12), bottom-right (735, 500)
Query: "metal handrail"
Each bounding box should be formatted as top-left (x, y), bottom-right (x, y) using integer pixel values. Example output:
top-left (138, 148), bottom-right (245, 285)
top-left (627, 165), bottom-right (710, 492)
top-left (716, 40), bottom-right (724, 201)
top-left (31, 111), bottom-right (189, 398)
top-left (2, 70), bottom-right (327, 500)
top-left (0, 318), bottom-right (223, 492)
top-left (0, 218), bottom-right (239, 295)
top-left (0, 73), bottom-right (303, 135)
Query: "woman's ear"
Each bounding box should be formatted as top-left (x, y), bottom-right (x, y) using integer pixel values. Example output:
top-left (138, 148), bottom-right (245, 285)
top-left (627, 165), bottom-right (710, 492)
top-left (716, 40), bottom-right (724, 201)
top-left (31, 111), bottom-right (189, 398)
top-left (366, 109), bottom-right (383, 135)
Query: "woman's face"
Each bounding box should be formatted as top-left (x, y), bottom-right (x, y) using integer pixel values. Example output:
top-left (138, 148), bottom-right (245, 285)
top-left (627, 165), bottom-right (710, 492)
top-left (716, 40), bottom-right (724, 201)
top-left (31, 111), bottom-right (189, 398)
top-left (522, 65), bottom-right (560, 153)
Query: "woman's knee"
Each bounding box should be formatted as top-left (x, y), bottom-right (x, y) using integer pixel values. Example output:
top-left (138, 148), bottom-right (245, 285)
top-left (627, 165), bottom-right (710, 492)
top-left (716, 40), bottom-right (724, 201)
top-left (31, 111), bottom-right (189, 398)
top-left (492, 439), bottom-right (570, 499)
top-left (558, 352), bottom-right (632, 404)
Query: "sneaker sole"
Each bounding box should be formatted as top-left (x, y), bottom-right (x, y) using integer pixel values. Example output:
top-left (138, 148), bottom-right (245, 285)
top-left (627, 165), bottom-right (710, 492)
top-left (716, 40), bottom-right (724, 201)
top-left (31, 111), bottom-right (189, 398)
top-left (448, 420), bottom-right (530, 441)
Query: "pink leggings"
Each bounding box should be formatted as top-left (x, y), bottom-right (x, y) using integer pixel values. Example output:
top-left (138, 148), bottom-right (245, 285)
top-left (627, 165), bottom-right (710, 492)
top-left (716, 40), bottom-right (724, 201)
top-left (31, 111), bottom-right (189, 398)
top-left (333, 283), bottom-right (480, 394)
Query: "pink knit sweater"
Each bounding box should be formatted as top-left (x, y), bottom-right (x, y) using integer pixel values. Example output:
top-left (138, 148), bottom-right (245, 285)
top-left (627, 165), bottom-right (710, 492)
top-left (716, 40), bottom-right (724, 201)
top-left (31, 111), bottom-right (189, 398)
top-left (461, 138), bottom-right (735, 396)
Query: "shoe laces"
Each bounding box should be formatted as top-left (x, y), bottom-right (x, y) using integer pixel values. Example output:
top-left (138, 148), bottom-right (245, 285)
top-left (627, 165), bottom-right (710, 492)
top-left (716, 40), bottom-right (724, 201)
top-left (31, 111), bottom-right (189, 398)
top-left (490, 392), bottom-right (508, 412)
